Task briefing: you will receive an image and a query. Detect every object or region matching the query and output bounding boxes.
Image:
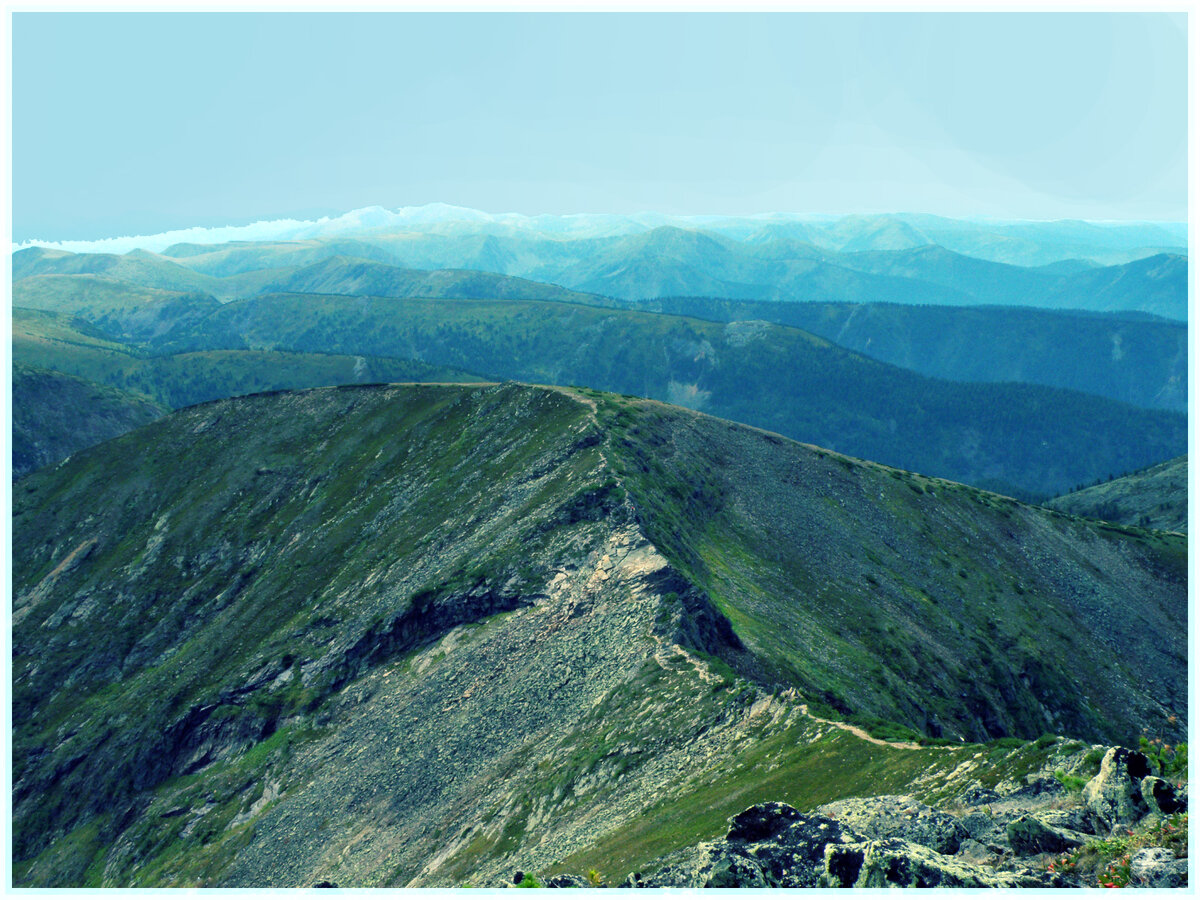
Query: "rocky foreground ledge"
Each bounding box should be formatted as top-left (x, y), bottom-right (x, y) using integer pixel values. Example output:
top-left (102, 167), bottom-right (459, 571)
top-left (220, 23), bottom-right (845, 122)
top-left (527, 747), bottom-right (1187, 889)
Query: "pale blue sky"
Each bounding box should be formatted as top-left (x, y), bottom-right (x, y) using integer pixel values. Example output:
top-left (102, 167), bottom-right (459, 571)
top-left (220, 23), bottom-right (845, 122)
top-left (11, 12), bottom-right (1188, 241)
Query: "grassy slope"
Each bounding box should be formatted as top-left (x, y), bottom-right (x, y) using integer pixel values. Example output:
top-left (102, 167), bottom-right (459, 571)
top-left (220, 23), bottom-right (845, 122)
top-left (595, 393), bottom-right (1186, 743)
top-left (12, 247), bottom-right (287, 300)
top-left (261, 255), bottom-right (609, 304)
top-left (11, 383), bottom-right (1187, 888)
top-left (12, 383), bottom-right (608, 874)
top-left (13, 274), bottom-right (221, 341)
top-left (12, 363), bottom-right (167, 478)
top-left (153, 292), bottom-right (1187, 500)
top-left (632, 297), bottom-right (1188, 413)
top-left (1047, 456), bottom-right (1188, 533)
top-left (13, 306), bottom-right (483, 410)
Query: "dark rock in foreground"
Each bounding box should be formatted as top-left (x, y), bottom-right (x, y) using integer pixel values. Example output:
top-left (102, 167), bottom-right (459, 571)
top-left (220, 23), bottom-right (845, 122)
top-left (617, 743), bottom-right (1187, 890)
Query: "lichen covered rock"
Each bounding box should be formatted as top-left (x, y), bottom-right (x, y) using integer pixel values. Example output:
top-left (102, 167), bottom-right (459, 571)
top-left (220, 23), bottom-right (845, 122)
top-left (820, 838), bottom-right (1040, 888)
top-left (816, 795), bottom-right (968, 854)
top-left (1005, 814), bottom-right (1086, 856)
top-left (623, 803), bottom-right (865, 888)
top-left (1140, 776), bottom-right (1187, 816)
top-left (1082, 748), bottom-right (1155, 830)
top-left (1128, 847), bottom-right (1188, 888)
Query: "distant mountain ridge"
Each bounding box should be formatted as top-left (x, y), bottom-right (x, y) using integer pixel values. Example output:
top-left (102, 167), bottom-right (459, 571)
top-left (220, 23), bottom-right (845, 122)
top-left (260, 256), bottom-right (602, 304)
top-left (631, 297), bottom-right (1188, 413)
top-left (16, 204), bottom-right (1187, 266)
top-left (12, 247), bottom-right (1188, 493)
top-left (142, 290), bottom-right (1186, 500)
top-left (14, 216), bottom-right (1187, 318)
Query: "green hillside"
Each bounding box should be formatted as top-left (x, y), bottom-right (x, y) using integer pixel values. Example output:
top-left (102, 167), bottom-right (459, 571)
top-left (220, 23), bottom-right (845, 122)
top-left (12, 247), bottom-right (288, 301)
top-left (1047, 455), bottom-right (1188, 532)
top-left (596, 392), bottom-right (1185, 740)
top-left (11, 383), bottom-right (1185, 887)
top-left (13, 274), bottom-right (221, 341)
top-left (151, 292), bottom-right (1187, 500)
top-left (12, 364), bottom-right (166, 479)
top-left (261, 255), bottom-right (605, 303)
top-left (631, 297), bottom-right (1187, 412)
top-left (14, 307), bottom-right (483, 413)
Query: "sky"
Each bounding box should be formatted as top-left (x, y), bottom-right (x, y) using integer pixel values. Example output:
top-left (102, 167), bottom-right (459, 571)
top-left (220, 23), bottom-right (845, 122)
top-left (10, 12), bottom-right (1189, 242)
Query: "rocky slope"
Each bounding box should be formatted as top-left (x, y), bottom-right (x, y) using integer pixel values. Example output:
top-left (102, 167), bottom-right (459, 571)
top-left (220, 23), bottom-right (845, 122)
top-left (11, 383), bottom-right (1187, 886)
top-left (607, 744), bottom-right (1186, 889)
top-left (1047, 456), bottom-right (1187, 533)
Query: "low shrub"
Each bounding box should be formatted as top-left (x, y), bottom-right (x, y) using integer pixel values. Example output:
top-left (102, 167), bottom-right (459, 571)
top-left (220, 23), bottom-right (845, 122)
top-left (1047, 813), bottom-right (1187, 887)
top-left (1053, 769), bottom-right (1088, 792)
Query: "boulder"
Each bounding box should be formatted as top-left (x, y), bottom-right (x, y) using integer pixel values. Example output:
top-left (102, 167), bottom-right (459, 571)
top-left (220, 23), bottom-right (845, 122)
top-left (995, 774), bottom-right (1065, 801)
top-left (745, 813), bottom-right (864, 886)
top-left (1128, 848), bottom-right (1187, 888)
top-left (704, 850), bottom-right (769, 888)
top-left (1005, 814), bottom-right (1087, 856)
top-left (623, 804), bottom-right (865, 888)
top-left (1034, 806), bottom-right (1099, 836)
top-left (955, 838), bottom-right (1001, 867)
top-left (1082, 748), bottom-right (1154, 829)
top-left (958, 782), bottom-right (1001, 807)
top-left (958, 810), bottom-right (1005, 846)
top-left (1140, 776), bottom-right (1187, 816)
top-left (726, 801), bottom-right (802, 842)
top-left (544, 874), bottom-right (589, 888)
top-left (816, 795), bottom-right (968, 854)
top-left (820, 838), bottom-right (1050, 888)
top-left (619, 844), bottom-right (766, 888)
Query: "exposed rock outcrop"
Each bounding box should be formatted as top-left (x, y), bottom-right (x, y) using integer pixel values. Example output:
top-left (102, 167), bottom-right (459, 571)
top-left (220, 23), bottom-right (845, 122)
top-left (1129, 848), bottom-right (1188, 888)
top-left (820, 838), bottom-right (1054, 888)
top-left (816, 795), bottom-right (968, 854)
top-left (622, 800), bottom-right (1079, 889)
top-left (613, 739), bottom-right (1189, 891)
top-left (1140, 776), bottom-right (1187, 817)
top-left (621, 804), bottom-right (866, 888)
top-left (1082, 748), bottom-right (1156, 830)
top-left (1004, 814), bottom-right (1087, 856)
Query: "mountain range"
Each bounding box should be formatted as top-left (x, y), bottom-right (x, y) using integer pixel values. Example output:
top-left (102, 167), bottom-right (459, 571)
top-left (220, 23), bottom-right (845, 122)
top-left (19, 204), bottom-right (1187, 268)
top-left (9, 206), bottom-right (1190, 888)
top-left (15, 208), bottom-right (1188, 318)
top-left (11, 383), bottom-right (1186, 886)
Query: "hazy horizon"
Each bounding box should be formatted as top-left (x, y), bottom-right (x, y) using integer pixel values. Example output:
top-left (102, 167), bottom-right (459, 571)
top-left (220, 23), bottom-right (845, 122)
top-left (10, 202), bottom-right (1189, 257)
